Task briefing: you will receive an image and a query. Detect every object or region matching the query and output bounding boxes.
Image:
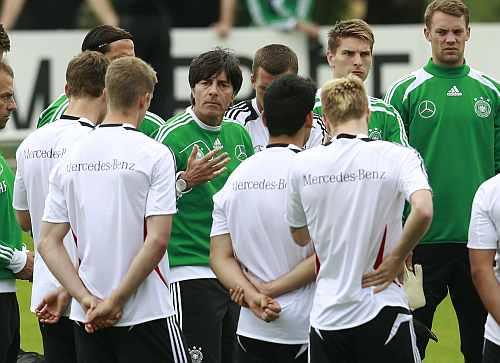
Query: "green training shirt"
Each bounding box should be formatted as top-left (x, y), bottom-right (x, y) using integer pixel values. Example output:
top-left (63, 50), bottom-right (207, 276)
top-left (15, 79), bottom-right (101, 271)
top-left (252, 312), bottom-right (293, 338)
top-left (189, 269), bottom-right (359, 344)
top-left (385, 59), bottom-right (500, 244)
top-left (246, 0), bottom-right (314, 30)
top-left (0, 154), bottom-right (22, 280)
top-left (314, 90), bottom-right (409, 145)
top-left (155, 107), bottom-right (254, 267)
top-left (36, 93), bottom-right (167, 138)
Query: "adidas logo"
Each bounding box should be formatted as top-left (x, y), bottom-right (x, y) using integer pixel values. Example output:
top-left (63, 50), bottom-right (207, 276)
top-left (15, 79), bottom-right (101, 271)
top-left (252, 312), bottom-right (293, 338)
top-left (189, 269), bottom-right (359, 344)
top-left (447, 86), bottom-right (462, 96)
top-left (213, 138), bottom-right (222, 149)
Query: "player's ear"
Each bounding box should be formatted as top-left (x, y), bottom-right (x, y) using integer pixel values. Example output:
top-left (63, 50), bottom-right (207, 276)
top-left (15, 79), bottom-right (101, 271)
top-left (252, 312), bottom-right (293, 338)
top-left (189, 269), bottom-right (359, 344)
top-left (305, 111), bottom-right (313, 129)
top-left (424, 27), bottom-right (431, 42)
top-left (64, 84), bottom-right (70, 98)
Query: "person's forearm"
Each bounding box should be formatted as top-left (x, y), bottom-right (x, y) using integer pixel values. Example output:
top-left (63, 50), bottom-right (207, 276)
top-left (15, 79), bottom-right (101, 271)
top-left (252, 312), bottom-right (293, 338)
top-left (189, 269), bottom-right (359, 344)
top-left (0, 0), bottom-right (26, 29)
top-left (472, 267), bottom-right (500, 322)
top-left (219, 0), bottom-right (235, 27)
top-left (85, 0), bottom-right (119, 26)
top-left (263, 254), bottom-right (316, 298)
top-left (210, 242), bottom-right (260, 298)
top-left (38, 238), bottom-right (89, 303)
top-left (110, 236), bottom-right (167, 306)
top-left (393, 192), bottom-right (433, 260)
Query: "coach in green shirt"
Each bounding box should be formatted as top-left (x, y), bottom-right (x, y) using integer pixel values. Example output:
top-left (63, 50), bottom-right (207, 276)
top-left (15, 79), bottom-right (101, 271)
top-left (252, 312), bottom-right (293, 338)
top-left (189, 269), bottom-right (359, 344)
top-left (0, 61), bottom-right (33, 363)
top-left (155, 48), bottom-right (253, 363)
top-left (386, 1), bottom-right (500, 362)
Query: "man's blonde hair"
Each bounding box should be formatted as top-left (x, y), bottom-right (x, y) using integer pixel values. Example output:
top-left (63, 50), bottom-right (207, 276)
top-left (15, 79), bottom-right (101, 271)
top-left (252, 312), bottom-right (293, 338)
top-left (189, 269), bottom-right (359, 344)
top-left (424, 0), bottom-right (470, 29)
top-left (105, 56), bottom-right (157, 111)
top-left (321, 75), bottom-right (368, 126)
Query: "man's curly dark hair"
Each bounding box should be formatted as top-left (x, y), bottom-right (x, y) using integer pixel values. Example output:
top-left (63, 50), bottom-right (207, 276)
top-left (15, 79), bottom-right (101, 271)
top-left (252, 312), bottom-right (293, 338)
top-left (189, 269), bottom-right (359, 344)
top-left (0, 24), bottom-right (10, 53)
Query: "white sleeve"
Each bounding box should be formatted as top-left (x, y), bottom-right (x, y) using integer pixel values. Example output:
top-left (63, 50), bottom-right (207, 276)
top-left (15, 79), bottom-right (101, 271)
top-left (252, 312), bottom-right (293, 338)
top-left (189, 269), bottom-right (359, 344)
top-left (145, 149), bottom-right (177, 217)
top-left (286, 161), bottom-right (307, 228)
top-left (210, 186), bottom-right (229, 237)
top-left (42, 163), bottom-right (69, 223)
top-left (398, 147), bottom-right (431, 200)
top-left (468, 183), bottom-right (498, 250)
top-left (12, 148), bottom-right (28, 211)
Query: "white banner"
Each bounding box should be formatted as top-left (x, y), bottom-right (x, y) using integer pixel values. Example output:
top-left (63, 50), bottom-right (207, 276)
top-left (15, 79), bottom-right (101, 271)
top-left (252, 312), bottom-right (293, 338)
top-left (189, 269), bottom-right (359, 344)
top-left (1, 24), bottom-right (499, 141)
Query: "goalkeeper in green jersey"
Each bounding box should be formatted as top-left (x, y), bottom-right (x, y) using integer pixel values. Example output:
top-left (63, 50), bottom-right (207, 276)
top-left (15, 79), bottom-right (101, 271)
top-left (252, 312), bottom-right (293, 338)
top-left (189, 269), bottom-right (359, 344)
top-left (0, 61), bottom-right (33, 363)
top-left (36, 25), bottom-right (167, 139)
top-left (385, 1), bottom-right (500, 361)
top-left (313, 19), bottom-right (409, 146)
top-left (155, 49), bottom-right (253, 363)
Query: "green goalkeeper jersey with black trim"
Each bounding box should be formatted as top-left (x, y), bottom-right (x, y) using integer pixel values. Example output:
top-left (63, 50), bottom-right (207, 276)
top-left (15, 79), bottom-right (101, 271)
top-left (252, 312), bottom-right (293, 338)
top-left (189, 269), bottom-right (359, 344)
top-left (313, 91), bottom-right (409, 145)
top-left (0, 154), bottom-right (22, 281)
top-left (155, 107), bottom-right (254, 267)
top-left (385, 59), bottom-right (500, 244)
top-left (36, 93), bottom-right (167, 138)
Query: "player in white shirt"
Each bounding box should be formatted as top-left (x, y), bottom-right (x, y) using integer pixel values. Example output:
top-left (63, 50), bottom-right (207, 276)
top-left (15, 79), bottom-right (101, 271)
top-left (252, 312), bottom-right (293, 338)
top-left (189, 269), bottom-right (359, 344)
top-left (468, 176), bottom-right (500, 363)
top-left (38, 57), bottom-right (189, 363)
top-left (211, 74), bottom-right (317, 363)
top-left (286, 75), bottom-right (433, 363)
top-left (13, 51), bottom-right (108, 363)
top-left (225, 44), bottom-right (327, 152)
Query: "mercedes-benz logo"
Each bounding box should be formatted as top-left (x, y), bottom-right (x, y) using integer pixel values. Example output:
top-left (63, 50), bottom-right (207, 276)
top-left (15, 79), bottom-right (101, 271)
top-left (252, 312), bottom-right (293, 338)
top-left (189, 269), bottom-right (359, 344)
top-left (234, 144), bottom-right (247, 161)
top-left (417, 100), bottom-right (436, 119)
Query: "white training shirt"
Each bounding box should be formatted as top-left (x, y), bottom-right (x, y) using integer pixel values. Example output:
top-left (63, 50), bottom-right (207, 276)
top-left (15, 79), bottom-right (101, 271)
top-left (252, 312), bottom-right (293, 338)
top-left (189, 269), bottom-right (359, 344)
top-left (225, 98), bottom-right (327, 152)
top-left (467, 175), bottom-right (500, 346)
top-left (286, 134), bottom-right (431, 331)
top-left (211, 144), bottom-right (314, 344)
top-left (42, 123), bottom-right (177, 326)
top-left (13, 115), bottom-right (94, 313)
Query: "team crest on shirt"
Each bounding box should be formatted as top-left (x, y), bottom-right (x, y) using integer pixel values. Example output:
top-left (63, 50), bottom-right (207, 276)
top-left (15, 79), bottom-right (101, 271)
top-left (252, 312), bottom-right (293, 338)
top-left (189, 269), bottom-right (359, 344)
top-left (180, 141), bottom-right (212, 160)
top-left (188, 346), bottom-right (203, 363)
top-left (474, 97), bottom-right (492, 118)
top-left (234, 144), bottom-right (247, 161)
top-left (368, 128), bottom-right (382, 140)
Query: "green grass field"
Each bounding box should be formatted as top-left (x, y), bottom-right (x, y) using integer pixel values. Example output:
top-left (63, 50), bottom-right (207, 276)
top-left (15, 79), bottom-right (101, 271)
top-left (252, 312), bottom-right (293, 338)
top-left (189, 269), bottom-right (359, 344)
top-left (16, 278), bottom-right (464, 361)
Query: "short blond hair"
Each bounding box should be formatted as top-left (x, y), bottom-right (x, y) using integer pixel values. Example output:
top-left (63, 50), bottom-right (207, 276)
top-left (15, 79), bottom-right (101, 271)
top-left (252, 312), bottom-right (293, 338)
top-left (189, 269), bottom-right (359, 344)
top-left (105, 56), bottom-right (157, 111)
top-left (321, 75), bottom-right (368, 126)
top-left (327, 19), bottom-right (374, 53)
top-left (425, 0), bottom-right (470, 29)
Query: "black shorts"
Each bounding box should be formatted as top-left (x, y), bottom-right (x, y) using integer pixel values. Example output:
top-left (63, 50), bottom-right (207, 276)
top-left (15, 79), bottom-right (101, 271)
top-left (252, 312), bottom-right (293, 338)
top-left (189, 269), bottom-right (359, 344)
top-left (483, 339), bottom-right (500, 363)
top-left (74, 316), bottom-right (189, 363)
top-left (39, 316), bottom-right (76, 363)
top-left (310, 306), bottom-right (421, 363)
top-left (169, 278), bottom-right (239, 363)
top-left (236, 335), bottom-right (307, 363)
top-left (0, 293), bottom-right (19, 363)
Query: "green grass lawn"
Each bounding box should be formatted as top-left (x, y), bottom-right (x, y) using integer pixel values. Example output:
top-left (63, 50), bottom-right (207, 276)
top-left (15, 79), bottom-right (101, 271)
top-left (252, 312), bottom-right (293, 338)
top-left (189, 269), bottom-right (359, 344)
top-left (17, 278), bottom-right (465, 361)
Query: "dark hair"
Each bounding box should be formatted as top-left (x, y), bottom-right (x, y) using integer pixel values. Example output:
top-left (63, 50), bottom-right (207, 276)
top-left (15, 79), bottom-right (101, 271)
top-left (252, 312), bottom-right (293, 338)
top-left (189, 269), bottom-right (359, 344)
top-left (188, 48), bottom-right (242, 105)
top-left (81, 25), bottom-right (133, 54)
top-left (263, 74), bottom-right (316, 137)
top-left (252, 44), bottom-right (298, 75)
top-left (0, 24), bottom-right (10, 52)
top-left (66, 51), bottom-right (109, 98)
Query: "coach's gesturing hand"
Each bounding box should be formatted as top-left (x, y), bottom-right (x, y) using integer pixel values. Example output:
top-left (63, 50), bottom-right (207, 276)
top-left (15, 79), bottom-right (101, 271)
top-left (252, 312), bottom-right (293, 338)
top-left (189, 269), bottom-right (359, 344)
top-left (180, 145), bottom-right (230, 188)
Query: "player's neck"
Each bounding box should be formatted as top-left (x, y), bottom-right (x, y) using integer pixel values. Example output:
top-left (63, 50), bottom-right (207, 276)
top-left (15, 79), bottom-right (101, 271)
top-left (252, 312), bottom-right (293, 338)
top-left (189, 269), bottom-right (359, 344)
top-left (331, 119), bottom-right (368, 137)
top-left (269, 130), bottom-right (306, 149)
top-left (102, 110), bottom-right (141, 128)
top-left (65, 98), bottom-right (103, 125)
